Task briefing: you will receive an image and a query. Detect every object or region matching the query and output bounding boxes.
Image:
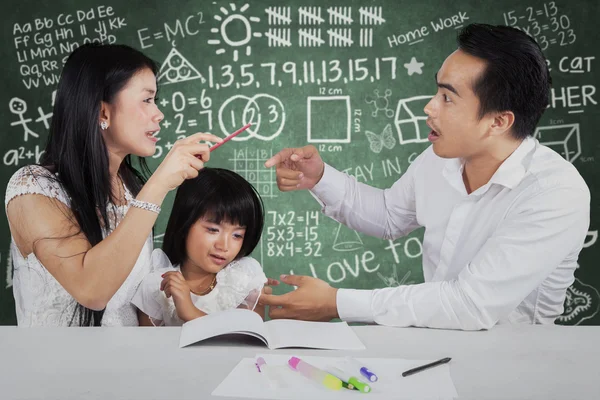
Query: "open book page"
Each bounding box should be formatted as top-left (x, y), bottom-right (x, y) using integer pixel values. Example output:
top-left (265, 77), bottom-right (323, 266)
top-left (264, 319), bottom-right (366, 350)
top-left (179, 309), bottom-right (269, 348)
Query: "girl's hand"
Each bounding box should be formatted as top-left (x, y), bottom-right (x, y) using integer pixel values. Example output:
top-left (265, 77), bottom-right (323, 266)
top-left (160, 271), bottom-right (201, 321)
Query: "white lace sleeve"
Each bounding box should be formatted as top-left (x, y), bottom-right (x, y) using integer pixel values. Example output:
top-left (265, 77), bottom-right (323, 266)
top-left (215, 257), bottom-right (267, 311)
top-left (131, 272), bottom-right (164, 322)
top-left (5, 165), bottom-right (70, 209)
top-left (148, 248), bottom-right (175, 273)
top-left (130, 249), bottom-right (176, 324)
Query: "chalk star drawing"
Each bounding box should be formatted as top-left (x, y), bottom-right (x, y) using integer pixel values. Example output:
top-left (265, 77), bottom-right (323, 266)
top-left (208, 3), bottom-right (262, 62)
top-left (404, 57), bottom-right (424, 76)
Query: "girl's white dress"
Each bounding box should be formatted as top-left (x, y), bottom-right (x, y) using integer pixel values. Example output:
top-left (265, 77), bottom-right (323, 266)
top-left (131, 248), bottom-right (267, 326)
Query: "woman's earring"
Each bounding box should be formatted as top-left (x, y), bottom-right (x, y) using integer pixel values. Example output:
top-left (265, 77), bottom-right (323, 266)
top-left (100, 121), bottom-right (108, 130)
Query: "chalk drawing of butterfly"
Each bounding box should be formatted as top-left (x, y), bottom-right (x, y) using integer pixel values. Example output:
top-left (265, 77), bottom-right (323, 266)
top-left (365, 124), bottom-right (396, 154)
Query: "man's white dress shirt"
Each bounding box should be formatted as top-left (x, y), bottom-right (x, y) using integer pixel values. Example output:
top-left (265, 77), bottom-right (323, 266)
top-left (310, 137), bottom-right (590, 330)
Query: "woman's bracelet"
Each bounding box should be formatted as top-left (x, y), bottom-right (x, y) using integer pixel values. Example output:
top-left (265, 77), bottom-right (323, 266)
top-left (129, 198), bottom-right (161, 214)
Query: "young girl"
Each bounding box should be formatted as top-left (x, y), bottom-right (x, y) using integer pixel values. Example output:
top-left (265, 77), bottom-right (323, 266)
top-left (132, 167), bottom-right (268, 326)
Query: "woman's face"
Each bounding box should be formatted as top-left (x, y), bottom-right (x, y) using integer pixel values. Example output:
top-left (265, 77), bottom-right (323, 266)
top-left (101, 68), bottom-right (164, 158)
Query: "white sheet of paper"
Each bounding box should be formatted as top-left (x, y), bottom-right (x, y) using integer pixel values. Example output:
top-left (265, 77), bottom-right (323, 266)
top-left (212, 354), bottom-right (458, 399)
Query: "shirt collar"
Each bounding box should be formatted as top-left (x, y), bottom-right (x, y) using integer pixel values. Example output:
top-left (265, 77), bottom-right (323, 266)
top-left (443, 137), bottom-right (536, 195)
top-left (487, 137), bottom-right (535, 189)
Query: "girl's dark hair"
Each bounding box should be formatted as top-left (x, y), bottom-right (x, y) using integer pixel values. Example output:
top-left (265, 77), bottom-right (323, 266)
top-left (162, 168), bottom-right (265, 267)
top-left (37, 43), bottom-right (158, 326)
top-left (457, 23), bottom-right (552, 140)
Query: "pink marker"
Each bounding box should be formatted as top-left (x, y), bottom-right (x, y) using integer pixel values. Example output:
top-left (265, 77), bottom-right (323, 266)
top-left (288, 357), bottom-right (342, 390)
top-left (210, 123), bottom-right (253, 152)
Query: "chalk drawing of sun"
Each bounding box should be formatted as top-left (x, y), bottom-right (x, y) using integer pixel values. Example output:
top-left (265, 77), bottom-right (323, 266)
top-left (208, 3), bottom-right (262, 62)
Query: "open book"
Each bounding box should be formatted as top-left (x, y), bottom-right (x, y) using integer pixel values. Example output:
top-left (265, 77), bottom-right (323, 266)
top-left (179, 308), bottom-right (366, 350)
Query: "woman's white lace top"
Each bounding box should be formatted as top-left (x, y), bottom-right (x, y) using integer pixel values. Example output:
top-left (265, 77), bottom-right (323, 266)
top-left (4, 165), bottom-right (153, 326)
top-left (131, 248), bottom-right (266, 326)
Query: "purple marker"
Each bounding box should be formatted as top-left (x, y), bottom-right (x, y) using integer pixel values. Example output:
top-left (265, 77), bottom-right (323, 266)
top-left (255, 357), bottom-right (284, 389)
top-left (344, 357), bottom-right (378, 382)
top-left (255, 357), bottom-right (266, 372)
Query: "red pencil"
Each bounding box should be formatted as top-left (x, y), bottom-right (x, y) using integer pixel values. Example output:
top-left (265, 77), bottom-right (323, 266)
top-left (210, 123), bottom-right (253, 152)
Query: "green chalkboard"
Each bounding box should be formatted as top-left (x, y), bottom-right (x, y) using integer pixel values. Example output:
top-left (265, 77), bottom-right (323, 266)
top-left (1, 0), bottom-right (598, 325)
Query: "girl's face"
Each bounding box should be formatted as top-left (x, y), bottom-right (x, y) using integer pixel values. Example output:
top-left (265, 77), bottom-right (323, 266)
top-left (184, 215), bottom-right (247, 274)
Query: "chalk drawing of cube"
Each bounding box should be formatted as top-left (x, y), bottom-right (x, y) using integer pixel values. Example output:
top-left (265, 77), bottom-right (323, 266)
top-left (307, 96), bottom-right (351, 143)
top-left (534, 123), bottom-right (581, 163)
top-left (394, 95), bottom-right (432, 144)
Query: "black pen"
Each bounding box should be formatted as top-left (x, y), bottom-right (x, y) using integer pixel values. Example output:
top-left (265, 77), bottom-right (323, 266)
top-left (402, 357), bottom-right (452, 377)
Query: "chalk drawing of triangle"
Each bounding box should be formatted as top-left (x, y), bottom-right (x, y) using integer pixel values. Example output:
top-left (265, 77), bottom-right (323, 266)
top-left (158, 48), bottom-right (206, 85)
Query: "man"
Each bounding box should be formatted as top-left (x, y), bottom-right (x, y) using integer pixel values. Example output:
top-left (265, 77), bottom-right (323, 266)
top-left (260, 23), bottom-right (590, 330)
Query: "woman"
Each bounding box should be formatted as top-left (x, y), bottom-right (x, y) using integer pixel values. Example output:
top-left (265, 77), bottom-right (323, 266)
top-left (4, 43), bottom-right (221, 326)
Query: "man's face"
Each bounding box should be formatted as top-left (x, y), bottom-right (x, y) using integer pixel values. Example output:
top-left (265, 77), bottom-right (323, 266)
top-left (424, 50), bottom-right (494, 159)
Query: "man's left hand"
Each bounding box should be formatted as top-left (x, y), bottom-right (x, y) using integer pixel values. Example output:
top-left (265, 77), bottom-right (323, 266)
top-left (258, 274), bottom-right (339, 321)
top-left (253, 278), bottom-right (280, 320)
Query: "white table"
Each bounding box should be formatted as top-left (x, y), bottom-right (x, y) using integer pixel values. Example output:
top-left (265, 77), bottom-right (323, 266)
top-left (0, 324), bottom-right (598, 399)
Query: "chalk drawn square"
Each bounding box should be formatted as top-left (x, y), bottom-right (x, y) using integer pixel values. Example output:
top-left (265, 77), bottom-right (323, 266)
top-left (394, 95), bottom-right (432, 144)
top-left (534, 123), bottom-right (581, 163)
top-left (307, 96), bottom-right (351, 143)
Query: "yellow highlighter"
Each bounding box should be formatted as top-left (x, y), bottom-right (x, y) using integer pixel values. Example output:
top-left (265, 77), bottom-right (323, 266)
top-left (326, 366), bottom-right (372, 393)
top-left (288, 356), bottom-right (342, 390)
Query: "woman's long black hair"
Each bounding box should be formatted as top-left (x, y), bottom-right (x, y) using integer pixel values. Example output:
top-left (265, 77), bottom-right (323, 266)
top-left (38, 43), bottom-right (158, 326)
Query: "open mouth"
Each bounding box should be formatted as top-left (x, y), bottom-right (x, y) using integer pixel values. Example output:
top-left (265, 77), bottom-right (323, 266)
top-left (210, 254), bottom-right (227, 264)
top-left (428, 130), bottom-right (440, 142)
top-left (426, 121), bottom-right (440, 141)
top-left (146, 130), bottom-right (159, 141)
